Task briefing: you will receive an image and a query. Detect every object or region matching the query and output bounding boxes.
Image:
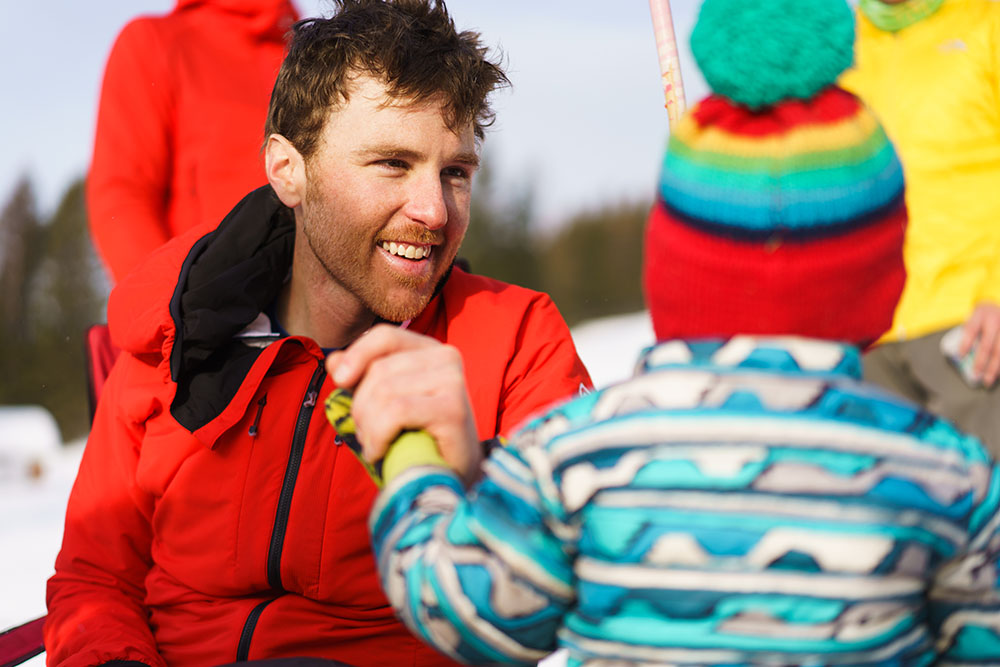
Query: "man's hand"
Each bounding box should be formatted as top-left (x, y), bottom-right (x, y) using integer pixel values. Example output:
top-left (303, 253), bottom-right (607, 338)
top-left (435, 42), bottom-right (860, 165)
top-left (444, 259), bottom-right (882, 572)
top-left (959, 301), bottom-right (1000, 388)
top-left (325, 325), bottom-right (482, 484)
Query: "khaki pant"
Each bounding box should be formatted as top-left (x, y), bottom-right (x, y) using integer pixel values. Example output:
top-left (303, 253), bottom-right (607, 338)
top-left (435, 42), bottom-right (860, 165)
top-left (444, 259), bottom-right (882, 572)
top-left (864, 328), bottom-right (1000, 456)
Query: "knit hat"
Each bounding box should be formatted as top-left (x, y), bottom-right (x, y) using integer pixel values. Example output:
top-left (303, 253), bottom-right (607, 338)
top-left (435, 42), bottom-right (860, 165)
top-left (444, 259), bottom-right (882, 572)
top-left (643, 0), bottom-right (907, 347)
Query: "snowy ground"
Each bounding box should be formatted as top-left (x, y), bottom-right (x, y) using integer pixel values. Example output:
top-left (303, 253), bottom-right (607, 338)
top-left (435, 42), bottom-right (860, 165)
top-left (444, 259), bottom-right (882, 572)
top-left (0, 310), bottom-right (654, 665)
top-left (0, 437), bottom-right (83, 666)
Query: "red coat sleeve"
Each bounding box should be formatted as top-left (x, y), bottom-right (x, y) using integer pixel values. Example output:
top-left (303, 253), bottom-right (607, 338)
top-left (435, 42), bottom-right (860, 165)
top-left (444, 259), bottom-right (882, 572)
top-left (44, 355), bottom-right (165, 667)
top-left (87, 18), bottom-right (174, 284)
top-left (496, 292), bottom-right (593, 436)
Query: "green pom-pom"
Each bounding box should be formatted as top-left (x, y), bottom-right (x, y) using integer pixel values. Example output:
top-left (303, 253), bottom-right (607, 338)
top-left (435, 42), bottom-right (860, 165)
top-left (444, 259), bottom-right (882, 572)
top-left (691, 0), bottom-right (855, 109)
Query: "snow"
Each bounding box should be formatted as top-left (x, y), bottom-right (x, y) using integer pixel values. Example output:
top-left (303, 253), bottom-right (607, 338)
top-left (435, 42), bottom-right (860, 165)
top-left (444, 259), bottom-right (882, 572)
top-left (0, 406), bottom-right (62, 485)
top-left (0, 436), bottom-right (82, 667)
top-left (0, 311), bottom-right (653, 665)
top-left (571, 310), bottom-right (655, 388)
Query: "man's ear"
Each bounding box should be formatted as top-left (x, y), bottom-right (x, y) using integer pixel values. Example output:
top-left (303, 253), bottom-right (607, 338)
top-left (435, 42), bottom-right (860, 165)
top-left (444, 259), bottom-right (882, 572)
top-left (266, 134), bottom-right (306, 209)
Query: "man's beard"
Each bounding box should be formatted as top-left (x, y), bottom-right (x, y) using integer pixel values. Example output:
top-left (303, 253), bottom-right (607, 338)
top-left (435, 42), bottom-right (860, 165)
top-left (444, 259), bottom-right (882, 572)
top-left (301, 210), bottom-right (456, 324)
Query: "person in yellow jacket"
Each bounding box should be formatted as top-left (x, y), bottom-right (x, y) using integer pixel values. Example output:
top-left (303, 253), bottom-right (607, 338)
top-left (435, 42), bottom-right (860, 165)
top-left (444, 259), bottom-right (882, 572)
top-left (840, 0), bottom-right (1000, 452)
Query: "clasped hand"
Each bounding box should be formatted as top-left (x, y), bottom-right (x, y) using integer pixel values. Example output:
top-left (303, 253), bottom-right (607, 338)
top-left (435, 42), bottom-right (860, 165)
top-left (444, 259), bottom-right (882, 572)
top-left (325, 325), bottom-right (482, 484)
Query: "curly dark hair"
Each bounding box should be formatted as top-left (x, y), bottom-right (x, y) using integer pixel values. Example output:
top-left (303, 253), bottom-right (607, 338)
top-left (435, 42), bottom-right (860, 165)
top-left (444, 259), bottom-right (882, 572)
top-left (265, 0), bottom-right (509, 159)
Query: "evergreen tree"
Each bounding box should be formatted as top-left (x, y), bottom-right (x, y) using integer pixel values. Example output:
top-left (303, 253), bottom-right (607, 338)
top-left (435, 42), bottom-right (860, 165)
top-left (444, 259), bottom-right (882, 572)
top-left (31, 179), bottom-right (106, 439)
top-left (460, 160), bottom-right (650, 327)
top-left (460, 161), bottom-right (542, 290)
top-left (0, 176), bottom-right (106, 441)
top-left (0, 177), bottom-right (44, 345)
top-left (539, 199), bottom-right (649, 326)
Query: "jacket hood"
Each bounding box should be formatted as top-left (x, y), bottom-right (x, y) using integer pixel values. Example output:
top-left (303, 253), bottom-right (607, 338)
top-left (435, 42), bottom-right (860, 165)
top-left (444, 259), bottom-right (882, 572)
top-left (109, 186), bottom-right (296, 432)
top-left (175, 0), bottom-right (298, 40)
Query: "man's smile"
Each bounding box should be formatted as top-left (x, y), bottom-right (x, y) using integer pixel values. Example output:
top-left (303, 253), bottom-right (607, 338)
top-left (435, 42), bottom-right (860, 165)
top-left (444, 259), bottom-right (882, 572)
top-left (380, 241), bottom-right (433, 260)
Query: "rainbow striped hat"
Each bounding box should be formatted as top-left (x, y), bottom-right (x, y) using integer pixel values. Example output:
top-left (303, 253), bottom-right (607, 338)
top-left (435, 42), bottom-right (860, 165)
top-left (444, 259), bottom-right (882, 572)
top-left (644, 0), bottom-right (907, 346)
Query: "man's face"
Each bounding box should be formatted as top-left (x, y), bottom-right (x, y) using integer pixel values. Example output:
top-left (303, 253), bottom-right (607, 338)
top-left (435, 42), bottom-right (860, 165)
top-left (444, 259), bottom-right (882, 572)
top-left (299, 75), bottom-right (478, 323)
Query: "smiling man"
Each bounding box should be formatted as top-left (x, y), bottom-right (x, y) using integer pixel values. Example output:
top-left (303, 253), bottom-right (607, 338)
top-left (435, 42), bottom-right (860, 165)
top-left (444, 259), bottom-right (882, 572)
top-left (43, 2), bottom-right (591, 666)
top-left (268, 74), bottom-right (481, 347)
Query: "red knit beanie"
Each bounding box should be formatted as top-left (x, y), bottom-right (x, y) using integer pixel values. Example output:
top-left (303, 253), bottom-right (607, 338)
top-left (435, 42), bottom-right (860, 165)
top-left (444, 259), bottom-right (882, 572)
top-left (644, 0), bottom-right (907, 347)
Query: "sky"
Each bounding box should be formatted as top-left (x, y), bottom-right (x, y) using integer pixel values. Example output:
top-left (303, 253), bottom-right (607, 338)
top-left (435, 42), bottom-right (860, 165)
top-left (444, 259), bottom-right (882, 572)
top-left (0, 1), bottom-right (709, 230)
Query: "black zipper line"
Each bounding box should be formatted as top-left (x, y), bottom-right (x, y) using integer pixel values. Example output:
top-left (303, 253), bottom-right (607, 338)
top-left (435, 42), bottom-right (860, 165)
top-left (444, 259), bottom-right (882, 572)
top-left (266, 362), bottom-right (326, 591)
top-left (248, 394), bottom-right (267, 437)
top-left (236, 597), bottom-right (277, 661)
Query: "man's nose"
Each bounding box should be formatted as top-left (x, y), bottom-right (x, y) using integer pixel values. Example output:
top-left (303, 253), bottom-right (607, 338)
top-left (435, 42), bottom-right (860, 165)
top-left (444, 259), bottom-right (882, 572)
top-left (404, 173), bottom-right (448, 230)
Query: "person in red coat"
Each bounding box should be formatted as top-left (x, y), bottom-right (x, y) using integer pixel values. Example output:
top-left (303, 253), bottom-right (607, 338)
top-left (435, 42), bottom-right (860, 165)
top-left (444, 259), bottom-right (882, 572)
top-left (84, 0), bottom-right (298, 412)
top-left (45, 2), bottom-right (592, 665)
top-left (88, 0), bottom-right (298, 283)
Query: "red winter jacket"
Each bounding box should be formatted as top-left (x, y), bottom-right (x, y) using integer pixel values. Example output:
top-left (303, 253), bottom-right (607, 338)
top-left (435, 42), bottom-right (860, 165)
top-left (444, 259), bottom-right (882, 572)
top-left (88, 0), bottom-right (297, 283)
top-left (45, 187), bottom-right (591, 667)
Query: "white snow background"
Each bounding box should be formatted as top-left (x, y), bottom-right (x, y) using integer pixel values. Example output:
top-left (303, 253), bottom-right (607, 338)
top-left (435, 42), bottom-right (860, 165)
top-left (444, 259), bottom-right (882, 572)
top-left (0, 311), bottom-right (655, 666)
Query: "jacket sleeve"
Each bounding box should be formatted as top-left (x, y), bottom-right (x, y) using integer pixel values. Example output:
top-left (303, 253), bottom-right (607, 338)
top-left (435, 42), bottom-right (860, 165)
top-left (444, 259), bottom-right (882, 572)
top-left (496, 293), bottom-right (592, 437)
top-left (87, 18), bottom-right (174, 284)
top-left (370, 440), bottom-right (576, 666)
top-left (44, 355), bottom-right (165, 667)
top-left (927, 463), bottom-right (1000, 663)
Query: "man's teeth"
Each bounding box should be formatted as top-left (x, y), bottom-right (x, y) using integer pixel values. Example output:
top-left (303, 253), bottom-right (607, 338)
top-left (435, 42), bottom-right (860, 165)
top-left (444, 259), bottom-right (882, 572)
top-left (382, 242), bottom-right (431, 259)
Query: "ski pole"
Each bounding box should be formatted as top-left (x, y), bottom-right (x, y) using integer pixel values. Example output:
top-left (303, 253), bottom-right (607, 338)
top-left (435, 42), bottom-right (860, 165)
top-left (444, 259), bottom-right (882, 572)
top-left (325, 388), bottom-right (445, 488)
top-left (648, 0), bottom-right (687, 129)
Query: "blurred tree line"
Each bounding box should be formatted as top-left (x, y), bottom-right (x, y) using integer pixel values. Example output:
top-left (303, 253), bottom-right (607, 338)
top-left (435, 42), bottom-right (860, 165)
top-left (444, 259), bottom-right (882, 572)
top-left (0, 163), bottom-right (648, 441)
top-left (0, 177), bottom-right (106, 442)
top-left (463, 163), bottom-right (649, 325)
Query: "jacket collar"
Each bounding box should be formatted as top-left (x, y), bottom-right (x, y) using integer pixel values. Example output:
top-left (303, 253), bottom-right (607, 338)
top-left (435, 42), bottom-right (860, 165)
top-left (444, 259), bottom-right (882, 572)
top-left (169, 186), bottom-right (294, 383)
top-left (637, 336), bottom-right (862, 380)
top-left (166, 186), bottom-right (297, 433)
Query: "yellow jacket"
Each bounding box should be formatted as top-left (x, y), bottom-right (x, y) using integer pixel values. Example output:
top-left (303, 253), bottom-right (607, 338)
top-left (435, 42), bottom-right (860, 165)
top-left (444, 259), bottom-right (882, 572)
top-left (840, 0), bottom-right (1000, 341)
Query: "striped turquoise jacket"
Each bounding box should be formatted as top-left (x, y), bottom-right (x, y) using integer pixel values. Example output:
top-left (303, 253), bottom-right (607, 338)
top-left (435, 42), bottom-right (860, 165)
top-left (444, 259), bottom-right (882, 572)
top-left (371, 337), bottom-right (1000, 666)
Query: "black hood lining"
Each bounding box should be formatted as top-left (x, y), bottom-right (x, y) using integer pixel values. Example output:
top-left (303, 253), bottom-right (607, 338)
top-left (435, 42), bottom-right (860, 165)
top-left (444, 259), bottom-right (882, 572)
top-left (168, 185), bottom-right (296, 431)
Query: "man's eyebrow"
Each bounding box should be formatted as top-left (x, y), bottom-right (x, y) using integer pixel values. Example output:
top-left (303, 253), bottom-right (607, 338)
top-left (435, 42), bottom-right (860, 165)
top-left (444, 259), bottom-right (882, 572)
top-left (353, 146), bottom-right (422, 161)
top-left (352, 146), bottom-right (480, 168)
top-left (453, 152), bottom-right (480, 168)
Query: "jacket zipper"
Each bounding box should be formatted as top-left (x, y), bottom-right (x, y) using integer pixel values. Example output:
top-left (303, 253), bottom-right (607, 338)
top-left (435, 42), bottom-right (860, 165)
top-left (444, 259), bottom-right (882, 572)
top-left (248, 394), bottom-right (267, 437)
top-left (267, 362), bottom-right (325, 590)
top-left (236, 361), bottom-right (325, 660)
top-left (235, 597), bottom-right (276, 661)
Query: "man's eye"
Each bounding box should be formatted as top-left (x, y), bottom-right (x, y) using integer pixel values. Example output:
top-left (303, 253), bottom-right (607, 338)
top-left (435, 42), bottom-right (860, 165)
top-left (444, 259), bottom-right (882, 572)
top-left (442, 167), bottom-right (470, 180)
top-left (378, 159), bottom-right (409, 170)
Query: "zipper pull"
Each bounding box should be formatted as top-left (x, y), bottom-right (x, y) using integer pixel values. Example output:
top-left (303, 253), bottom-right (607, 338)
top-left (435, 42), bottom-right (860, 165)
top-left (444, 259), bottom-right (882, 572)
top-left (248, 395), bottom-right (267, 437)
top-left (304, 391), bottom-right (318, 408)
top-left (303, 360), bottom-right (325, 409)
